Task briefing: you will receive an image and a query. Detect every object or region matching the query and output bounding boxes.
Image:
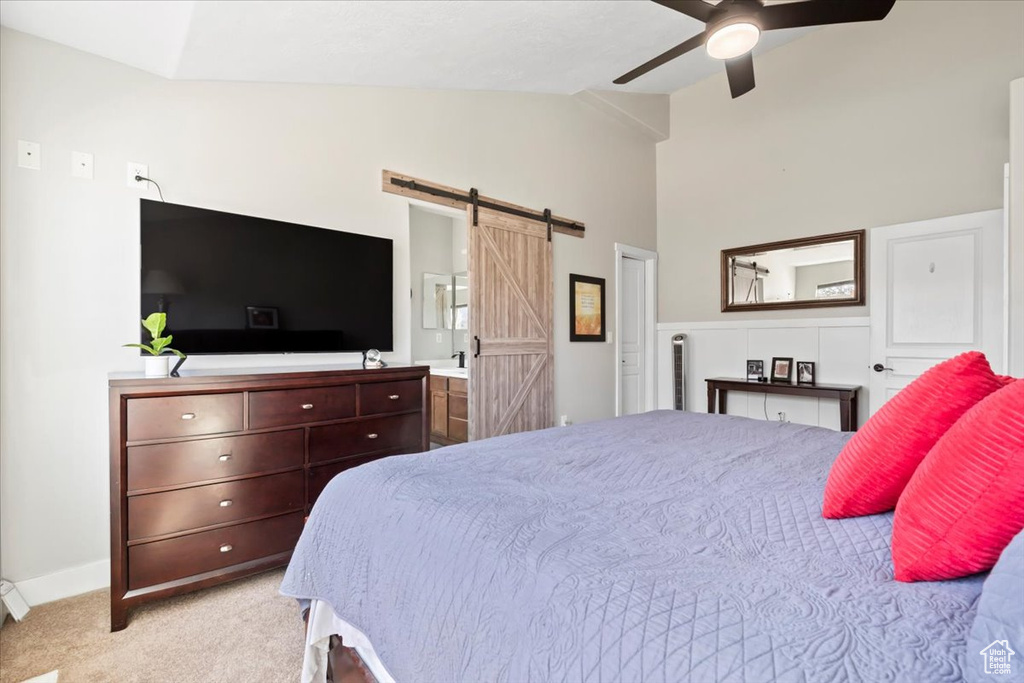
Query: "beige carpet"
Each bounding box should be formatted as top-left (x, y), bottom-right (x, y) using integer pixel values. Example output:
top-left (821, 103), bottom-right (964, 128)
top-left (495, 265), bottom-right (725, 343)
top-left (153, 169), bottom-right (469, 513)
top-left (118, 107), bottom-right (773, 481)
top-left (0, 569), bottom-right (304, 683)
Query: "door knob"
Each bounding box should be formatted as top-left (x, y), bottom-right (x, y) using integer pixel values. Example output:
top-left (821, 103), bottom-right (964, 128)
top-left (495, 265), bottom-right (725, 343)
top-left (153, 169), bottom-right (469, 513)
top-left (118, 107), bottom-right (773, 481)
top-left (872, 363), bottom-right (893, 373)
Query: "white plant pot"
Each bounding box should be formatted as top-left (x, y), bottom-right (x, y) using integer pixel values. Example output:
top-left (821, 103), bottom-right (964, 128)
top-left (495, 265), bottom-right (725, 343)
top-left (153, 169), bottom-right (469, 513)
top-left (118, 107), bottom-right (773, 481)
top-left (144, 355), bottom-right (170, 377)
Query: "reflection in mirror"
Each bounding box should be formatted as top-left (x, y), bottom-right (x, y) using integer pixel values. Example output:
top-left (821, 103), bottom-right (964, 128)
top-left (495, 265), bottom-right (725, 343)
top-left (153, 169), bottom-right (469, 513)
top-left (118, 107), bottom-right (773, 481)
top-left (422, 273), bottom-right (453, 329)
top-left (722, 230), bottom-right (864, 312)
top-left (453, 274), bottom-right (469, 330)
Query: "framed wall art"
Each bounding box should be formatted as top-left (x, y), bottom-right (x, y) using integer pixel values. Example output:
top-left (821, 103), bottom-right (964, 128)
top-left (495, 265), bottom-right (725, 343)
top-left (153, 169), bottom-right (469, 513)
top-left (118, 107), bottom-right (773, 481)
top-left (569, 274), bottom-right (605, 342)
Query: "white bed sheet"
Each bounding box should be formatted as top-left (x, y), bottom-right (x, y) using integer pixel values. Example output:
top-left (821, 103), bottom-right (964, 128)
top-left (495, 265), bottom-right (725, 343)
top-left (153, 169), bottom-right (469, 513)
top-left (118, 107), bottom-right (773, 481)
top-left (303, 599), bottom-right (396, 683)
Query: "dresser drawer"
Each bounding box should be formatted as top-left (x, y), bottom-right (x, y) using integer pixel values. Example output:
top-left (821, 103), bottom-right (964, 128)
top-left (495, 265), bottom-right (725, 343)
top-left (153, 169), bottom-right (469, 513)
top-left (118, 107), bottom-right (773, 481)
top-left (359, 380), bottom-right (422, 415)
top-left (127, 394), bottom-right (243, 442)
top-left (127, 430), bottom-right (303, 492)
top-left (128, 512), bottom-right (303, 590)
top-left (249, 385), bottom-right (356, 429)
top-left (309, 413), bottom-right (422, 464)
top-left (308, 453), bottom-right (397, 506)
top-left (128, 471), bottom-right (304, 540)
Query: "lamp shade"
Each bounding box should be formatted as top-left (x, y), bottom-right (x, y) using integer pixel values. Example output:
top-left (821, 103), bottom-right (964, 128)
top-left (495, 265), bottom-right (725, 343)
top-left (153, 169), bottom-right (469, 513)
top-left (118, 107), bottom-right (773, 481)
top-left (142, 269), bottom-right (185, 295)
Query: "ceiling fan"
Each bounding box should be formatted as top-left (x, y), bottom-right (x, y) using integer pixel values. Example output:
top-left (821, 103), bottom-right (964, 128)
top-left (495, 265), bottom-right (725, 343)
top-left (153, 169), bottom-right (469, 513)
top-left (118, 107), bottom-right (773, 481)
top-left (615, 0), bottom-right (897, 98)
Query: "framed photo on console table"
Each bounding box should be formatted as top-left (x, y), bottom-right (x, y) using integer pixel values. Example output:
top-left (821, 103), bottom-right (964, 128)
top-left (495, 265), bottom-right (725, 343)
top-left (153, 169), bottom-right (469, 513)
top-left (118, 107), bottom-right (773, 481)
top-left (797, 361), bottom-right (816, 385)
top-left (771, 357), bottom-right (793, 383)
top-left (569, 274), bottom-right (605, 342)
top-left (746, 360), bottom-right (764, 381)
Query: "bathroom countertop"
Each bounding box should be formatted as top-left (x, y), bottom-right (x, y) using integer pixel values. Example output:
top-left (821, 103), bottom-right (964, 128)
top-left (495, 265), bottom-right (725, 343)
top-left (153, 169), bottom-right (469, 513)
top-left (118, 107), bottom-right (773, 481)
top-left (431, 368), bottom-right (469, 379)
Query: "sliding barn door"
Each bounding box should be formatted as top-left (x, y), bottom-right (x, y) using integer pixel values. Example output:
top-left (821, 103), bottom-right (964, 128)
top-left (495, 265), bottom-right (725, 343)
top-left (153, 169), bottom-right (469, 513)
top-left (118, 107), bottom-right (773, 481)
top-left (469, 206), bottom-right (553, 440)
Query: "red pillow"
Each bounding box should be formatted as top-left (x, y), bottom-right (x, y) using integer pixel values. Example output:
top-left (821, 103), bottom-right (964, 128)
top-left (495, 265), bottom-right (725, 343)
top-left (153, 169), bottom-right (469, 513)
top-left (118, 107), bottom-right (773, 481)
top-left (892, 380), bottom-right (1024, 581)
top-left (822, 352), bottom-right (1006, 518)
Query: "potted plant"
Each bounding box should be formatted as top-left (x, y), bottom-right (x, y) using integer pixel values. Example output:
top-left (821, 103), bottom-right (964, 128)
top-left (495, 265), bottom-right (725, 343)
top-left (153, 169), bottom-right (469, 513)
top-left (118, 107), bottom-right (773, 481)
top-left (125, 312), bottom-right (186, 377)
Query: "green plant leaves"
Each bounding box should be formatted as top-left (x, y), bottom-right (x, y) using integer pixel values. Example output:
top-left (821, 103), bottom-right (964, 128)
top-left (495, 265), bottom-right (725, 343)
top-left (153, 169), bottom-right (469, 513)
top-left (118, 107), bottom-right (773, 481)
top-left (122, 343), bottom-right (158, 356)
top-left (141, 312), bottom-right (166, 339)
top-left (129, 313), bottom-right (185, 358)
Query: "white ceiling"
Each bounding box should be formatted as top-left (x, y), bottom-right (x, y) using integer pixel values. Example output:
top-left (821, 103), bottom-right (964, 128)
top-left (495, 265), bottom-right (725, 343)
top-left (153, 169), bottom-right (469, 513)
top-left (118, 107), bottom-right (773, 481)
top-left (0, 0), bottom-right (813, 95)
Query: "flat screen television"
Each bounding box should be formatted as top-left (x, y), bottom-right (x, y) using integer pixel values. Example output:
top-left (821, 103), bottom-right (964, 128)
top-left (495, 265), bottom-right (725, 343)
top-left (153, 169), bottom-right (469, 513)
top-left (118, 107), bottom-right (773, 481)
top-left (140, 199), bottom-right (393, 355)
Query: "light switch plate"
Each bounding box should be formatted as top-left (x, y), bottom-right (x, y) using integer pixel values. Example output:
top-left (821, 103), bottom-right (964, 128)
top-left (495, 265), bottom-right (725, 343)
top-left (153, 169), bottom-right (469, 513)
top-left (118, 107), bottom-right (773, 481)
top-left (126, 162), bottom-right (148, 189)
top-left (18, 141), bottom-right (40, 170)
top-left (72, 151), bottom-right (94, 179)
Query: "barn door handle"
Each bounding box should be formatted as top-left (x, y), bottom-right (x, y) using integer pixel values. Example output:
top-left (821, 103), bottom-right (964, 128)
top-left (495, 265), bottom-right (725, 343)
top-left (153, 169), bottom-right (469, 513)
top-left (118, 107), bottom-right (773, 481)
top-left (474, 335), bottom-right (481, 358)
top-left (872, 363), bottom-right (893, 373)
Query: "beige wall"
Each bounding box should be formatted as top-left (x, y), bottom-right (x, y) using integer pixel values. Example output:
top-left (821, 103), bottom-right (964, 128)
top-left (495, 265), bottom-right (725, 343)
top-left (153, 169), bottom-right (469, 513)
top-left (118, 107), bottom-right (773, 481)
top-left (409, 205), bottom-right (457, 363)
top-left (657, 0), bottom-right (1024, 322)
top-left (1010, 78), bottom-right (1024, 376)
top-left (0, 28), bottom-right (656, 589)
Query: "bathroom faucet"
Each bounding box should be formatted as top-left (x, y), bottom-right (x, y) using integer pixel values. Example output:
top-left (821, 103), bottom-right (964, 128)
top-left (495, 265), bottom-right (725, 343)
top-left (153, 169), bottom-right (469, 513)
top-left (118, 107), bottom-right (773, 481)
top-left (452, 351), bottom-right (466, 369)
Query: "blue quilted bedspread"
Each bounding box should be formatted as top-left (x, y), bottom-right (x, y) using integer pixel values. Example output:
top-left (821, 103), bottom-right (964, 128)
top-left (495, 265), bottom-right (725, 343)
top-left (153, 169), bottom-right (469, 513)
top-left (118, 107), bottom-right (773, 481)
top-left (281, 411), bottom-right (984, 682)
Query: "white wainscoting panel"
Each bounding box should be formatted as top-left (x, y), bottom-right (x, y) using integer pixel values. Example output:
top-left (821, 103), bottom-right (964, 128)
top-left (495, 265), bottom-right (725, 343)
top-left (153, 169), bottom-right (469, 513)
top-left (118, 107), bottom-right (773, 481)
top-left (657, 318), bottom-right (870, 430)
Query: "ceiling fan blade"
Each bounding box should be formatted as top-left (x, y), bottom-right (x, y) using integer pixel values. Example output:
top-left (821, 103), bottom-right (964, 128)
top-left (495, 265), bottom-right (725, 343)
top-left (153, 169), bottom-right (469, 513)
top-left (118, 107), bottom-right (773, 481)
top-left (652, 0), bottom-right (717, 23)
top-left (614, 31), bottom-right (707, 85)
top-left (759, 0), bottom-right (896, 31)
top-left (724, 53), bottom-right (755, 98)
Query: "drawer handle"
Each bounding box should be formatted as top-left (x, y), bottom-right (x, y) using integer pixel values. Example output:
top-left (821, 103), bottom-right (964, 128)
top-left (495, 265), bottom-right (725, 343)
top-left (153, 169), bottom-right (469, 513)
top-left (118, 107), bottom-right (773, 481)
top-left (367, 433), bottom-right (379, 439)
top-left (218, 454), bottom-right (232, 462)
top-left (301, 403), bottom-right (314, 410)
top-left (388, 394), bottom-right (400, 400)
top-left (181, 413), bottom-right (196, 420)
top-left (219, 544), bottom-right (233, 553)
top-left (219, 499), bottom-right (233, 507)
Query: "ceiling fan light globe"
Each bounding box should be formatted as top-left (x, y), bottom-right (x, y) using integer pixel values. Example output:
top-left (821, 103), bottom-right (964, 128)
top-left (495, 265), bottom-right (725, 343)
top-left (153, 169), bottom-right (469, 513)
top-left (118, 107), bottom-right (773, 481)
top-left (706, 22), bottom-right (760, 60)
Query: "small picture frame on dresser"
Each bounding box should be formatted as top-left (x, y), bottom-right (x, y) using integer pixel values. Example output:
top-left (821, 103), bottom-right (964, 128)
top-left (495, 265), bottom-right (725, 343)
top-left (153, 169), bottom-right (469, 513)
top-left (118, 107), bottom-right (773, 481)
top-left (771, 357), bottom-right (793, 383)
top-left (797, 361), bottom-right (816, 385)
top-left (746, 360), bottom-right (764, 381)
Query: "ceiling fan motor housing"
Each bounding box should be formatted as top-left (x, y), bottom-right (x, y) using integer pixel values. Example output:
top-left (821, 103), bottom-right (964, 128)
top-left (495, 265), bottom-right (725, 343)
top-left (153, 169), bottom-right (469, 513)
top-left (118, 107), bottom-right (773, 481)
top-left (705, 2), bottom-right (763, 60)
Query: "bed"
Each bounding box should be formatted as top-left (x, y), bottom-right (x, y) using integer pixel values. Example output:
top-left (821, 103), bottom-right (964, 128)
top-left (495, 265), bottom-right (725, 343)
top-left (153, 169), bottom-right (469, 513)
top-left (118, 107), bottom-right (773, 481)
top-left (281, 410), bottom-right (985, 682)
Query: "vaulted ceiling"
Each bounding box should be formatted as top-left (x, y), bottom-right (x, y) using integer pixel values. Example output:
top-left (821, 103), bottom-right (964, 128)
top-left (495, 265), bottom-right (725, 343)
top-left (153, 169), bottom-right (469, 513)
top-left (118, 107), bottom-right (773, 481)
top-left (0, 0), bottom-right (812, 94)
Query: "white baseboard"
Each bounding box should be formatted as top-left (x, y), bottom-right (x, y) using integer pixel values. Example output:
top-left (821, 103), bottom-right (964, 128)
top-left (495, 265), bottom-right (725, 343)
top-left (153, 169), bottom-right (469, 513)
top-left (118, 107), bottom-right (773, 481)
top-left (14, 559), bottom-right (110, 607)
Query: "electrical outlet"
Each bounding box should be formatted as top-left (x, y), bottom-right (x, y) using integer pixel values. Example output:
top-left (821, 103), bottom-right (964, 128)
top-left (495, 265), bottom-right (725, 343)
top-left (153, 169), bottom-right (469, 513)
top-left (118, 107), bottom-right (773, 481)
top-left (72, 151), bottom-right (93, 179)
top-left (435, 332), bottom-right (443, 344)
top-left (126, 162), bottom-right (149, 189)
top-left (560, 415), bottom-right (572, 427)
top-left (17, 141), bottom-right (40, 170)
top-left (777, 411), bottom-right (787, 422)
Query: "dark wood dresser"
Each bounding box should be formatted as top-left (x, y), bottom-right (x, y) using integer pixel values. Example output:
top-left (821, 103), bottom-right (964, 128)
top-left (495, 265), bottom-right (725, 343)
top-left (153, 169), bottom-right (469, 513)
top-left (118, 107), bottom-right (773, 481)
top-left (108, 364), bottom-right (429, 631)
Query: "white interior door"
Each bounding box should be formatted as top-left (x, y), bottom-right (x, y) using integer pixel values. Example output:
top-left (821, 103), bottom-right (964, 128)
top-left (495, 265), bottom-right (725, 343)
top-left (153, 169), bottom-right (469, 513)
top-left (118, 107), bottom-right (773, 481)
top-left (869, 209), bottom-right (1004, 414)
top-left (619, 256), bottom-right (646, 416)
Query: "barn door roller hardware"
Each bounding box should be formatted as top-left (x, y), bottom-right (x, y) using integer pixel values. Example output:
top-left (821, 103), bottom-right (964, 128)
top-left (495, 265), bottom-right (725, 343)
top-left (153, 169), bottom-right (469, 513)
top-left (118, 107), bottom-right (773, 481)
top-left (383, 171), bottom-right (585, 238)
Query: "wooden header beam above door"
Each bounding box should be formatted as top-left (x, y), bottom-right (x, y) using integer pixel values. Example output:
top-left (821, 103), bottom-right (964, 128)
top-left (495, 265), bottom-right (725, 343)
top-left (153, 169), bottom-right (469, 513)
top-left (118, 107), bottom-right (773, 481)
top-left (381, 170), bottom-right (585, 239)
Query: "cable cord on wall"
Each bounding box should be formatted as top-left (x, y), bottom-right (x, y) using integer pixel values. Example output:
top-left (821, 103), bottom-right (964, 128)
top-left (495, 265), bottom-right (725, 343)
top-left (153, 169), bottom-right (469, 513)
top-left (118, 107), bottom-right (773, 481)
top-left (135, 175), bottom-right (165, 202)
top-left (764, 392), bottom-right (769, 421)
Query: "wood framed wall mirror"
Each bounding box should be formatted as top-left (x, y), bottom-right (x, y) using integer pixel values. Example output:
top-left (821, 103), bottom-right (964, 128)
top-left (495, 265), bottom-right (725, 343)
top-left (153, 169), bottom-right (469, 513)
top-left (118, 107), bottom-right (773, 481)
top-left (721, 230), bottom-right (865, 312)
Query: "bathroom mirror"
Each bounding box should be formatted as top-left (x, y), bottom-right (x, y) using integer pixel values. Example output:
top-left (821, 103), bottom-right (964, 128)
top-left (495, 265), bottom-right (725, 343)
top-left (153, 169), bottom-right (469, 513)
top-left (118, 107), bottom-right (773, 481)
top-left (721, 230), bottom-right (865, 312)
top-left (453, 273), bottom-right (469, 330)
top-left (422, 272), bottom-right (453, 329)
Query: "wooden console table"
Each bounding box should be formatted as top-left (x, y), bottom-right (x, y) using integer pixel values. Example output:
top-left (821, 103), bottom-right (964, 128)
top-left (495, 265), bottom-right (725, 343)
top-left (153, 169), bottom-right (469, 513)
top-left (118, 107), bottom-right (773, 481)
top-left (705, 377), bottom-right (860, 431)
